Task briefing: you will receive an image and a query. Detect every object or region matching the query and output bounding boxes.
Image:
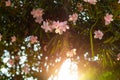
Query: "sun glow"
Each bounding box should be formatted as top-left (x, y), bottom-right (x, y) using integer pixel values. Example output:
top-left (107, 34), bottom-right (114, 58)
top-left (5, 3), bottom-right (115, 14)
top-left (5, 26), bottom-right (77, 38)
top-left (48, 58), bottom-right (79, 80)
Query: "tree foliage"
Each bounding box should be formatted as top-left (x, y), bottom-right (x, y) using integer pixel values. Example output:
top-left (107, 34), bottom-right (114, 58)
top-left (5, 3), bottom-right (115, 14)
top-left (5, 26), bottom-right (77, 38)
top-left (0, 0), bottom-right (120, 80)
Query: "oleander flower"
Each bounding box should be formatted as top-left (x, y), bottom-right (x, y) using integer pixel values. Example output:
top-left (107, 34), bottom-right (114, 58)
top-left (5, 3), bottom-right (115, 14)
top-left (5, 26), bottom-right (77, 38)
top-left (31, 8), bottom-right (44, 18)
top-left (5, 0), bottom-right (11, 7)
top-left (31, 8), bottom-right (44, 24)
top-left (104, 13), bottom-right (113, 25)
top-left (54, 21), bottom-right (69, 35)
top-left (52, 21), bottom-right (61, 29)
top-left (41, 20), bottom-right (69, 34)
top-left (41, 21), bottom-right (53, 32)
top-left (83, 0), bottom-right (97, 5)
top-left (94, 30), bottom-right (104, 40)
top-left (11, 36), bottom-right (16, 42)
top-left (30, 35), bottom-right (38, 44)
top-left (0, 34), bottom-right (2, 41)
top-left (69, 13), bottom-right (78, 23)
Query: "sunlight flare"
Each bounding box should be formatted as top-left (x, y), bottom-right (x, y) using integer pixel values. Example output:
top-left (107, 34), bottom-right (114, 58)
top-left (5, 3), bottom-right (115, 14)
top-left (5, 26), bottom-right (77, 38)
top-left (48, 58), bottom-right (79, 80)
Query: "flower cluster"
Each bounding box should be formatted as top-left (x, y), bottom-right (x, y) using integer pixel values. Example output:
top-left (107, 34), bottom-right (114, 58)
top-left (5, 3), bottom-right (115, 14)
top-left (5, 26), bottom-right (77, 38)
top-left (94, 30), bottom-right (104, 40)
top-left (0, 36), bottom-right (41, 79)
top-left (41, 20), bottom-right (69, 35)
top-left (53, 21), bottom-right (69, 34)
top-left (104, 13), bottom-right (113, 25)
top-left (31, 8), bottom-right (44, 24)
top-left (0, 35), bottom-right (66, 79)
top-left (83, 0), bottom-right (97, 5)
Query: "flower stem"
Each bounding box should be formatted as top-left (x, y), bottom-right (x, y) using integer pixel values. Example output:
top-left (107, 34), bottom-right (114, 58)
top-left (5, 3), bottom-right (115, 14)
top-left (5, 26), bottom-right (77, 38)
top-left (90, 19), bottom-right (98, 57)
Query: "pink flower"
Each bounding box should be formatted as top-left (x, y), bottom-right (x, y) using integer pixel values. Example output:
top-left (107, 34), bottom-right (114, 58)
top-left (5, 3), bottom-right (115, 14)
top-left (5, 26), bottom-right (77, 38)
top-left (8, 59), bottom-right (14, 66)
top-left (69, 13), bottom-right (78, 23)
top-left (52, 21), bottom-right (61, 29)
top-left (118, 0), bottom-right (120, 3)
top-left (41, 20), bottom-right (69, 34)
top-left (5, 0), bottom-right (11, 7)
top-left (30, 35), bottom-right (38, 44)
top-left (22, 65), bottom-right (29, 74)
top-left (0, 34), bottom-right (2, 41)
top-left (54, 21), bottom-right (69, 35)
top-left (77, 3), bottom-right (83, 12)
top-left (11, 36), bottom-right (16, 42)
top-left (94, 30), bottom-right (104, 40)
top-left (83, 0), bottom-right (97, 5)
top-left (104, 13), bottom-right (113, 25)
top-left (31, 8), bottom-right (44, 18)
top-left (41, 21), bottom-right (53, 32)
top-left (31, 8), bottom-right (44, 24)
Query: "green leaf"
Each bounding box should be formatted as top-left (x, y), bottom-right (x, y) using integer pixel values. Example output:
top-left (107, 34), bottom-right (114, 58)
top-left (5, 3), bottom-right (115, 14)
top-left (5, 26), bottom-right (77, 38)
top-left (103, 36), bottom-right (114, 44)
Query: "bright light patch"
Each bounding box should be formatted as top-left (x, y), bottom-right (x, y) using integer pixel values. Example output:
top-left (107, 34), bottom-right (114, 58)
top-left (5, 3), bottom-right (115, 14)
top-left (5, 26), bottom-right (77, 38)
top-left (0, 67), bottom-right (11, 77)
top-left (19, 55), bottom-right (27, 65)
top-left (48, 58), bottom-right (79, 80)
top-left (2, 57), bottom-right (9, 63)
